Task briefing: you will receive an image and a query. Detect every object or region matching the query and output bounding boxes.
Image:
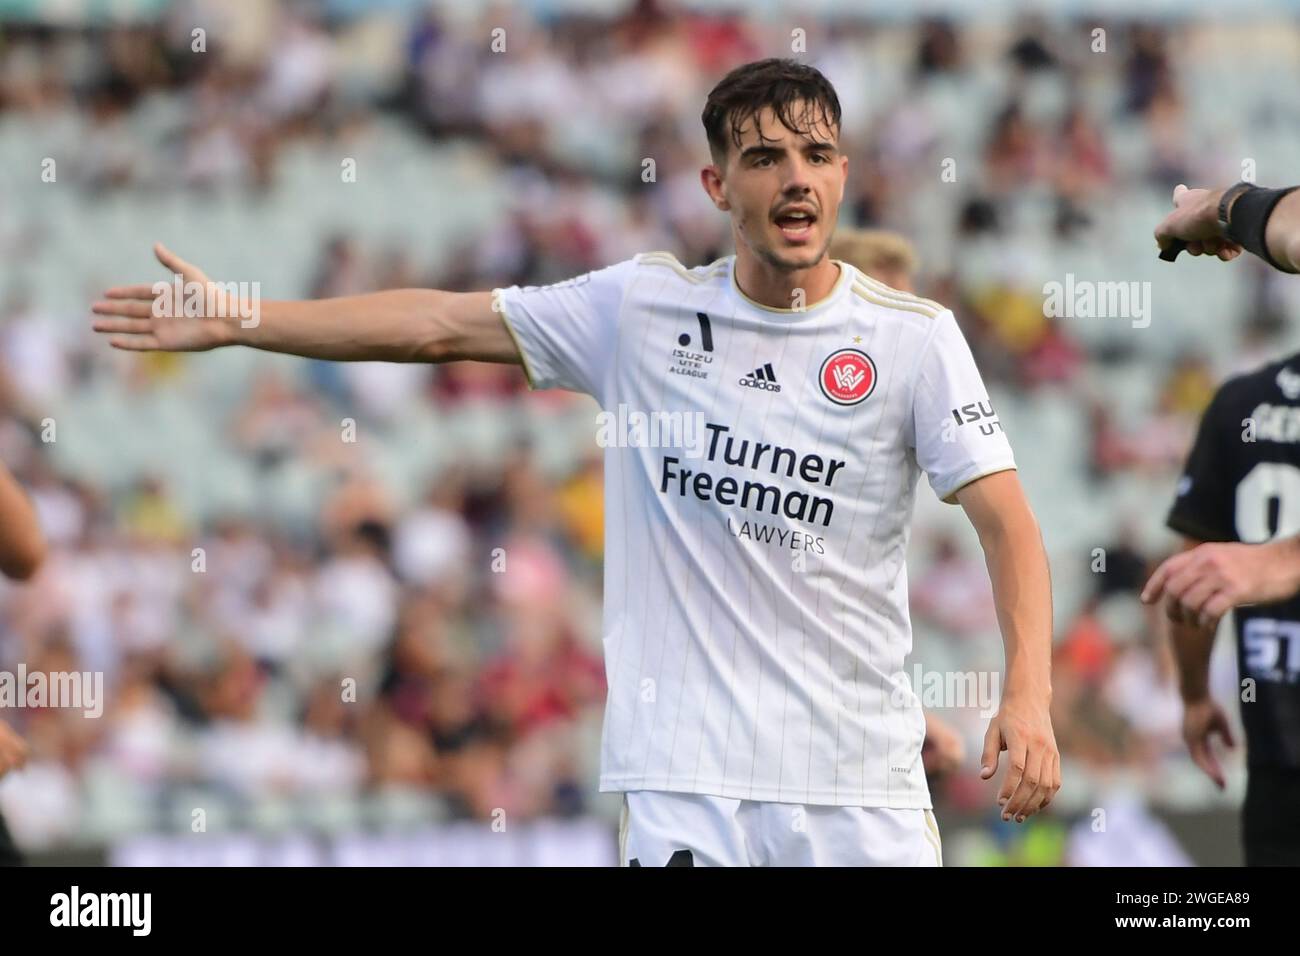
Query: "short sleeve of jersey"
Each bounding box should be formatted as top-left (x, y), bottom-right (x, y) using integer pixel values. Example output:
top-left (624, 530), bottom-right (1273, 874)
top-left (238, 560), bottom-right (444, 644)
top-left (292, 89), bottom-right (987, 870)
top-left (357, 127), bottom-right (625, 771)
top-left (911, 310), bottom-right (1018, 504)
top-left (493, 258), bottom-right (635, 402)
top-left (1167, 386), bottom-right (1237, 542)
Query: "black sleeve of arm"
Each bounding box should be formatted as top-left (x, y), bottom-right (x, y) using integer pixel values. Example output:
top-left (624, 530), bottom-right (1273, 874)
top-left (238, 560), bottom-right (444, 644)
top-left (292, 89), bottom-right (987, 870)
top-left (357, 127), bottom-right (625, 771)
top-left (1166, 386), bottom-right (1239, 543)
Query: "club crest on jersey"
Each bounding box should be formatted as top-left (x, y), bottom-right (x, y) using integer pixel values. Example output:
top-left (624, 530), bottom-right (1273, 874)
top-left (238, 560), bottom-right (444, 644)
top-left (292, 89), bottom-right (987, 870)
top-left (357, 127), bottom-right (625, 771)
top-left (818, 348), bottom-right (877, 405)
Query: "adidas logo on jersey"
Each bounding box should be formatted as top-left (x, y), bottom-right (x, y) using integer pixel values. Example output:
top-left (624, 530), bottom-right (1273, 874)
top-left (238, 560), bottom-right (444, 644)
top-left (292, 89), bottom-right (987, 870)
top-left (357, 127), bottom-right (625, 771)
top-left (739, 363), bottom-right (781, 392)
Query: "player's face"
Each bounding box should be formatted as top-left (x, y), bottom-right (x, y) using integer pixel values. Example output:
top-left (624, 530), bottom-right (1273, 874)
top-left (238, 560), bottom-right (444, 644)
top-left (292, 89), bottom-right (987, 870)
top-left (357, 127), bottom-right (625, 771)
top-left (705, 102), bottom-right (847, 273)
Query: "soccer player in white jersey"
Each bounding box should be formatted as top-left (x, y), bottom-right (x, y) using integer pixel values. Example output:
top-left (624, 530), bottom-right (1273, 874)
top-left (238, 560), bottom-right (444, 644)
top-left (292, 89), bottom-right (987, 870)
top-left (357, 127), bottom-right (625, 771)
top-left (92, 58), bottom-right (1059, 866)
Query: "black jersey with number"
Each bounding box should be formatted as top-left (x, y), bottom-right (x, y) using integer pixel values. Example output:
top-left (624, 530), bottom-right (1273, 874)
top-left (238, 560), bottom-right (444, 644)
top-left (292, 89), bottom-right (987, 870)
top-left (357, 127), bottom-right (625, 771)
top-left (1166, 354), bottom-right (1300, 769)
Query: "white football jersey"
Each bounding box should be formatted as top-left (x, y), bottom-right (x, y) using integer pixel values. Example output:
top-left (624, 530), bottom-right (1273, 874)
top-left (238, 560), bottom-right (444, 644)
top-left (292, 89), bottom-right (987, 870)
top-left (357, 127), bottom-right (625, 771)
top-left (495, 253), bottom-right (1015, 808)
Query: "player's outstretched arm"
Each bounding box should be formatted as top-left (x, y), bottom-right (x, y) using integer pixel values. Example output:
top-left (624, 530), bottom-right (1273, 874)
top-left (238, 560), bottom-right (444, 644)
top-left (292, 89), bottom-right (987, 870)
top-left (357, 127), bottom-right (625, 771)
top-left (1140, 535), bottom-right (1300, 628)
top-left (954, 470), bottom-right (1060, 823)
top-left (1159, 540), bottom-right (1236, 789)
top-left (1155, 182), bottom-right (1300, 272)
top-left (91, 244), bottom-right (521, 365)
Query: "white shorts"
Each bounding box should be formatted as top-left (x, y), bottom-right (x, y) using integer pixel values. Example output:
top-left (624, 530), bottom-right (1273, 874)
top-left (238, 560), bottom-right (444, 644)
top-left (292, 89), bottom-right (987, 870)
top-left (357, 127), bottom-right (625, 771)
top-left (617, 790), bottom-right (942, 867)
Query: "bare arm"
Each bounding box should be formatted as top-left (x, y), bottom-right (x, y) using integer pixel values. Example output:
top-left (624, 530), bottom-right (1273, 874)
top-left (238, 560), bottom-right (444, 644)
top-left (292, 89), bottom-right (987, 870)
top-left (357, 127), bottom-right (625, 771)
top-left (234, 290), bottom-right (512, 364)
top-left (1161, 538), bottom-right (1218, 701)
top-left (1140, 534), bottom-right (1300, 627)
top-left (0, 464), bottom-right (43, 779)
top-left (954, 469), bottom-right (1060, 822)
top-left (91, 244), bottom-right (522, 365)
top-left (0, 463), bottom-right (45, 580)
top-left (1155, 183), bottom-right (1300, 272)
top-left (1161, 537), bottom-right (1237, 789)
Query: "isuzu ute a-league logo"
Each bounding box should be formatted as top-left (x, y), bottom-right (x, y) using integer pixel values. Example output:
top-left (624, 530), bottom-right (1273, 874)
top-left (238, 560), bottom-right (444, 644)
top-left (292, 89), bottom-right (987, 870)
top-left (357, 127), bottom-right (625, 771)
top-left (818, 348), bottom-right (877, 405)
top-left (669, 312), bottom-right (714, 381)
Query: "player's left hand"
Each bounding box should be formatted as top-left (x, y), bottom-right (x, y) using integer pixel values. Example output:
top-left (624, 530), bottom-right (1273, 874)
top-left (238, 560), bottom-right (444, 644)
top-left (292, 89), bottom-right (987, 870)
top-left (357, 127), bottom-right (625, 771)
top-left (1141, 539), bottom-right (1300, 629)
top-left (0, 719), bottom-right (28, 780)
top-left (1182, 697), bottom-right (1235, 789)
top-left (980, 694), bottom-right (1060, 823)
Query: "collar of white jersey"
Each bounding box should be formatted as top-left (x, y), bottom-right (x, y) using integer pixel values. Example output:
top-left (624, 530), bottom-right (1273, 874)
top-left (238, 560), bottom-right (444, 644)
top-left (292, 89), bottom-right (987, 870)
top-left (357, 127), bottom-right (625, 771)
top-left (727, 256), bottom-right (854, 319)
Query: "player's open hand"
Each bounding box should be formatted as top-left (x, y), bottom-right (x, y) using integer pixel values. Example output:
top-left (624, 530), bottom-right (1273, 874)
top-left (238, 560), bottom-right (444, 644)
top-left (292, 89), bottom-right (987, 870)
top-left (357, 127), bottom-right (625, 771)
top-left (1141, 539), bottom-right (1300, 629)
top-left (1181, 697), bottom-right (1234, 789)
top-left (980, 694), bottom-right (1060, 823)
top-left (0, 719), bottom-right (28, 780)
top-left (91, 244), bottom-right (239, 352)
top-left (1154, 184), bottom-right (1243, 262)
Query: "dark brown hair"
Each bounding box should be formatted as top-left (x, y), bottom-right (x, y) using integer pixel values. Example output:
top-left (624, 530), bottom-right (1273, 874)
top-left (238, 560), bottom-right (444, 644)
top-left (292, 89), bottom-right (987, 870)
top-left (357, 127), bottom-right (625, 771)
top-left (701, 58), bottom-right (843, 165)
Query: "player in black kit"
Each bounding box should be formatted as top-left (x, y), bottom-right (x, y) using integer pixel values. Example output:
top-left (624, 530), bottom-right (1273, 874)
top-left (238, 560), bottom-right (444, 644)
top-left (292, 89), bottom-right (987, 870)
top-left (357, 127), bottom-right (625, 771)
top-left (1165, 354), bottom-right (1300, 865)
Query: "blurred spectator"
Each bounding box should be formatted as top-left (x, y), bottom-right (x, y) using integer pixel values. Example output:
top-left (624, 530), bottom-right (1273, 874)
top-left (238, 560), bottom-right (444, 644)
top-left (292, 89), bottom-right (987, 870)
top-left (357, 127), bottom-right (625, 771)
top-left (910, 534), bottom-right (999, 639)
